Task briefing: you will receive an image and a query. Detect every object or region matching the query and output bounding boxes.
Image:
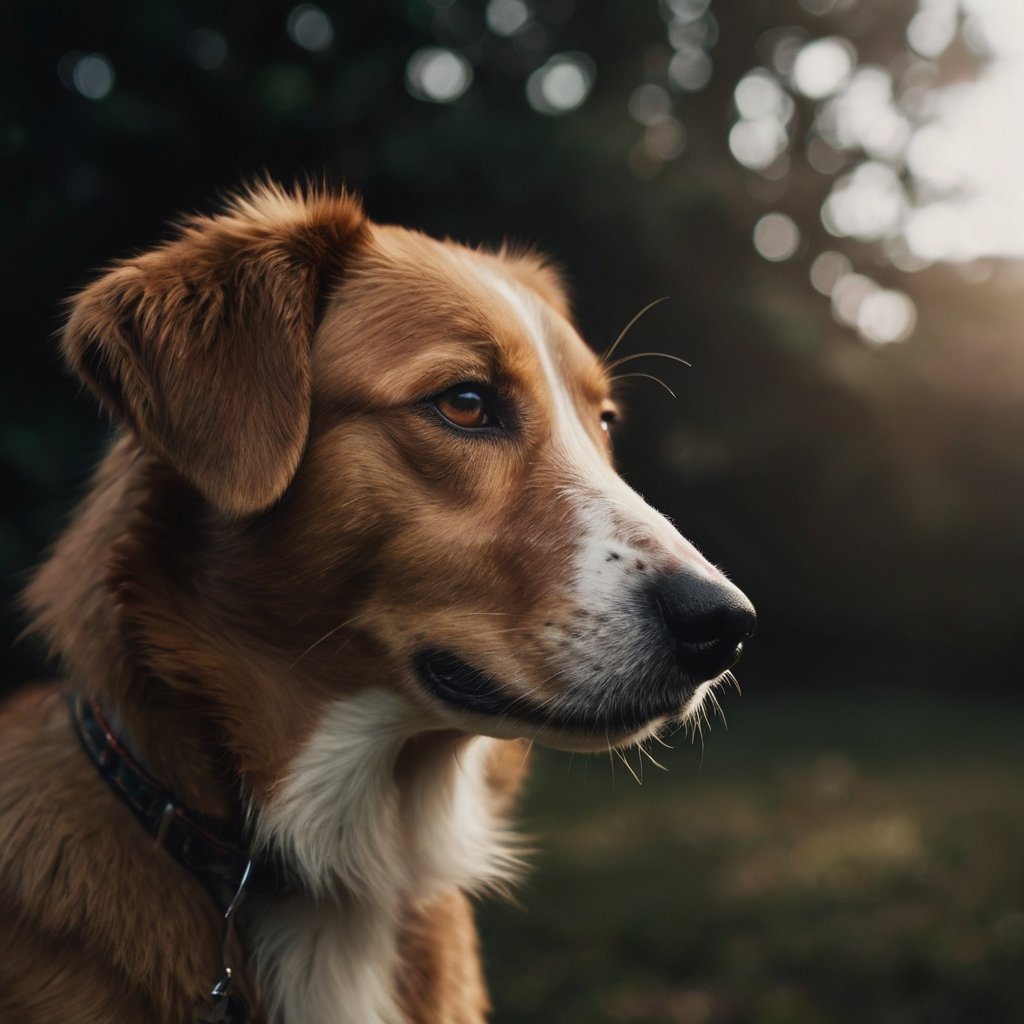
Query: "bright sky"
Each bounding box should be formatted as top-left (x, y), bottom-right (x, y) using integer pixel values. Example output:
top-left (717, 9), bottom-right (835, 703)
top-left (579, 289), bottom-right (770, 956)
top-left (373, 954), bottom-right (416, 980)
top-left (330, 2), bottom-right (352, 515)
top-left (814, 0), bottom-right (1024, 264)
top-left (902, 0), bottom-right (1024, 261)
top-left (738, 0), bottom-right (1024, 343)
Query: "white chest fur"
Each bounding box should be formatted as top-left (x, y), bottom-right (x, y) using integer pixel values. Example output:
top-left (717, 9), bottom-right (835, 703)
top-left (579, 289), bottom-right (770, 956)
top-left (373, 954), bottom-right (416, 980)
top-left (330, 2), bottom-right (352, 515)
top-left (250, 690), bottom-right (517, 1024)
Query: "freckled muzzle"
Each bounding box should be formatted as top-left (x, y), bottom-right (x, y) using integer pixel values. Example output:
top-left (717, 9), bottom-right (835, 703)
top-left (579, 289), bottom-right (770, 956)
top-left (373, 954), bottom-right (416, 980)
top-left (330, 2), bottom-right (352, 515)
top-left (412, 571), bottom-right (754, 740)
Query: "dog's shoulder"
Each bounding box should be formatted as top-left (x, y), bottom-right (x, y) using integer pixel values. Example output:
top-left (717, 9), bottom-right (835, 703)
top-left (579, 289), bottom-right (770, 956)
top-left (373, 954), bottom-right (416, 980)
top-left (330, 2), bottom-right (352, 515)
top-left (0, 683), bottom-right (233, 1023)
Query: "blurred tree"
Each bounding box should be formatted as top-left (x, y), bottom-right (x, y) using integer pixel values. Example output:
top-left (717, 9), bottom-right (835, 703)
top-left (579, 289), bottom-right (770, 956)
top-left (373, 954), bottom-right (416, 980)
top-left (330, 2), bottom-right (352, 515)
top-left (4, 0), bottom-right (1024, 691)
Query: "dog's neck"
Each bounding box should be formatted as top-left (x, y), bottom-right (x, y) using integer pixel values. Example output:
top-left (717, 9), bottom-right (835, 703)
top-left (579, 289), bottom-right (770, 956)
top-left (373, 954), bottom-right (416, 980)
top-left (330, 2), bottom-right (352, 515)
top-left (25, 436), bottom-right (245, 817)
top-left (25, 435), bottom-right (520, 1022)
top-left (250, 701), bottom-right (517, 1023)
top-left (254, 695), bottom-right (516, 901)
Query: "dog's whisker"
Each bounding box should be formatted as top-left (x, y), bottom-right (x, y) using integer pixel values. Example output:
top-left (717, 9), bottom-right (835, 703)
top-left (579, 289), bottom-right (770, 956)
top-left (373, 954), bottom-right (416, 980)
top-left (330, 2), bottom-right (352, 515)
top-left (615, 747), bottom-right (643, 786)
top-left (699, 698), bottom-right (712, 736)
top-left (519, 739), bottom-right (534, 769)
top-left (609, 371), bottom-right (677, 399)
top-left (600, 296), bottom-right (670, 365)
top-left (290, 610), bottom-right (375, 668)
top-left (706, 686), bottom-right (728, 729)
top-left (604, 350), bottom-right (691, 372)
top-left (636, 741), bottom-right (668, 772)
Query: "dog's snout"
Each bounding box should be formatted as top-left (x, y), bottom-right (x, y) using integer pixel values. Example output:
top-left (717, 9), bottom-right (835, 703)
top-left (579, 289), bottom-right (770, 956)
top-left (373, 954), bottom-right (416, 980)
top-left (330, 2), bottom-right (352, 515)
top-left (647, 571), bottom-right (756, 681)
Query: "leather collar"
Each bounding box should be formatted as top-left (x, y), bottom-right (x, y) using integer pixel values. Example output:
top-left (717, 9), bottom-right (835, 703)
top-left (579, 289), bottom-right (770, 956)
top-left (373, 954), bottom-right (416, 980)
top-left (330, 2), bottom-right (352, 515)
top-left (67, 691), bottom-right (284, 913)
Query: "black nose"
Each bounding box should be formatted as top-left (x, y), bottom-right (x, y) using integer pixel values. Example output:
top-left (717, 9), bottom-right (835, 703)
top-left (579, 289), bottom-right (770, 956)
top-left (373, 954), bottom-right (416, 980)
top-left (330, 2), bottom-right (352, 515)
top-left (647, 571), bottom-right (756, 681)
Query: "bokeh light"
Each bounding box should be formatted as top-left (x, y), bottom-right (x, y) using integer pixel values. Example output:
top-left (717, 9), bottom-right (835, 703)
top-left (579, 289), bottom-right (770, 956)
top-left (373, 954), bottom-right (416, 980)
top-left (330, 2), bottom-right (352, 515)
top-left (831, 272), bottom-right (879, 327)
top-left (729, 66), bottom-right (794, 173)
top-left (187, 29), bottom-right (228, 71)
top-left (803, 0), bottom-right (1024, 266)
top-left (831, 272), bottom-right (916, 345)
top-left (628, 84), bottom-right (672, 126)
top-left (856, 288), bottom-right (917, 345)
top-left (662, 0), bottom-right (715, 92)
top-left (645, 118), bottom-right (687, 160)
top-left (820, 67), bottom-right (909, 161)
top-left (903, 203), bottom-right (969, 262)
top-left (809, 250), bottom-right (852, 295)
top-left (822, 161), bottom-right (906, 242)
top-left (668, 47), bottom-right (713, 92)
top-left (405, 47), bottom-right (473, 103)
top-left (663, 0), bottom-right (711, 23)
top-left (791, 36), bottom-right (856, 99)
top-left (61, 53), bottom-right (115, 101)
top-left (768, 31), bottom-right (807, 77)
top-left (729, 116), bottom-right (788, 171)
top-left (899, 10), bottom-right (1024, 261)
top-left (286, 4), bottom-right (334, 53)
top-left (667, 14), bottom-right (717, 53)
top-left (526, 53), bottom-right (595, 115)
top-left (806, 135), bottom-right (847, 175)
top-left (962, 0), bottom-right (1024, 56)
top-left (734, 69), bottom-right (793, 123)
top-left (486, 0), bottom-right (531, 37)
top-left (753, 213), bottom-right (801, 262)
top-left (907, 4), bottom-right (958, 58)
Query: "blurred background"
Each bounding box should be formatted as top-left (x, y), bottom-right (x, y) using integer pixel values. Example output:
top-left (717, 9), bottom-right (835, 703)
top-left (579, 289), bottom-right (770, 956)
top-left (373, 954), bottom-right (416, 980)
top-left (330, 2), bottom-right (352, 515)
top-left (3, 0), bottom-right (1023, 1020)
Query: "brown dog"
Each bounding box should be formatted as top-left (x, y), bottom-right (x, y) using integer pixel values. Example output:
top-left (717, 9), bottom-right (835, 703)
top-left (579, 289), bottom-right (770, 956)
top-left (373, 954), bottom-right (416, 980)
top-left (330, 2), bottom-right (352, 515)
top-left (0, 184), bottom-right (754, 1023)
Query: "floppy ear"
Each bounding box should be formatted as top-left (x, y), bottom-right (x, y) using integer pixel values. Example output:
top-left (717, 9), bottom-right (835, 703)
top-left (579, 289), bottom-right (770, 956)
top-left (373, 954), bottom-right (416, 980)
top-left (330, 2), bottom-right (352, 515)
top-left (63, 183), bottom-right (367, 516)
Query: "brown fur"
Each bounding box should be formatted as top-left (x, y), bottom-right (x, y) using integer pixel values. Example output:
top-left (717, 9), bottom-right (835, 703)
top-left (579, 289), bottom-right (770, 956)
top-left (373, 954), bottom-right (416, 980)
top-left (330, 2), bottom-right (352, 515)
top-left (0, 186), bottom-right (610, 1024)
top-left (1, 182), bottom-right (634, 1022)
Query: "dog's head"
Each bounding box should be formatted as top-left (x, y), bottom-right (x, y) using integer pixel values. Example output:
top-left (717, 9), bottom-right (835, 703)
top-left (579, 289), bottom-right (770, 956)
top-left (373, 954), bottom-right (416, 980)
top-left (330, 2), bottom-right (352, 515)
top-left (63, 184), bottom-right (754, 760)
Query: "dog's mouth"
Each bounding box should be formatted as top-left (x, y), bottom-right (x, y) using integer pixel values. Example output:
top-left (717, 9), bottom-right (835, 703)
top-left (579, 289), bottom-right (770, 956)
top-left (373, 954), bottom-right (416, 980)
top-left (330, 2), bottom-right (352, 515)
top-left (412, 647), bottom-right (696, 741)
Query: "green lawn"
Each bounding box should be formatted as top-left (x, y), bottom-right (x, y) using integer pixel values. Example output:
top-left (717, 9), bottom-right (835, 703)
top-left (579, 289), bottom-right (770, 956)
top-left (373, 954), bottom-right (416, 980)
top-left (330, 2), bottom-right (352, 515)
top-left (477, 687), bottom-right (1024, 1024)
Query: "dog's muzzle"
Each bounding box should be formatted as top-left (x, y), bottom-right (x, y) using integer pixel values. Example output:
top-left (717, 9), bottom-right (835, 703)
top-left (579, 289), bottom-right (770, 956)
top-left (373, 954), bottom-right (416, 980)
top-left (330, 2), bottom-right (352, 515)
top-left (412, 570), bottom-right (755, 739)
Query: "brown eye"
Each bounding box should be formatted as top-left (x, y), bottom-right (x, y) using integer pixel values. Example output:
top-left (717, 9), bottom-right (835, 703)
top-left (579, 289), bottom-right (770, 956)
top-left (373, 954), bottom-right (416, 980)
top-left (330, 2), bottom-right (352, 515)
top-left (600, 405), bottom-right (619, 439)
top-left (434, 385), bottom-right (493, 430)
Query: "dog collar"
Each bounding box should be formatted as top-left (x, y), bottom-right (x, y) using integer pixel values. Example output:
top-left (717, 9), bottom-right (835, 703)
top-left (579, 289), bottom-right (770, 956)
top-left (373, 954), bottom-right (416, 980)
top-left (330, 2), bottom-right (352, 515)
top-left (67, 692), bottom-right (287, 1023)
top-left (67, 692), bottom-right (266, 910)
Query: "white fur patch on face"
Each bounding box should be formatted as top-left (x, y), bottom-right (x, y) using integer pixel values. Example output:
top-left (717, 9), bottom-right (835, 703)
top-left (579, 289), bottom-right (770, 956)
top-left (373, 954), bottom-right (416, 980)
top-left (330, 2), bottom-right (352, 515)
top-left (468, 256), bottom-right (708, 563)
top-left (250, 688), bottom-right (519, 1024)
top-left (466, 259), bottom-right (733, 730)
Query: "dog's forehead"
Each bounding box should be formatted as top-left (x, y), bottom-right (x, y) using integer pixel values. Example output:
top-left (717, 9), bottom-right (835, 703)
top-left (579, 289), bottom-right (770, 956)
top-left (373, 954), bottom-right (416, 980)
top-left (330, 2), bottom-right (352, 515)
top-left (313, 224), bottom-right (609, 407)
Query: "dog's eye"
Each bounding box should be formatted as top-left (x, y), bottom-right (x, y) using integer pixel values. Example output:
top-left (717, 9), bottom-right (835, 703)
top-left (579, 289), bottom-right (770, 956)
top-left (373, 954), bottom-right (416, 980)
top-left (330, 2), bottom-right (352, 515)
top-left (600, 406), bottom-right (620, 438)
top-left (434, 385), bottom-right (494, 430)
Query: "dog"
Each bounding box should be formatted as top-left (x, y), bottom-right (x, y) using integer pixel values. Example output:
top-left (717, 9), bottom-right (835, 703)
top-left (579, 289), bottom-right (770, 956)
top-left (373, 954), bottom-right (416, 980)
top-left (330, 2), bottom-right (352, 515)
top-left (0, 183), bottom-right (755, 1023)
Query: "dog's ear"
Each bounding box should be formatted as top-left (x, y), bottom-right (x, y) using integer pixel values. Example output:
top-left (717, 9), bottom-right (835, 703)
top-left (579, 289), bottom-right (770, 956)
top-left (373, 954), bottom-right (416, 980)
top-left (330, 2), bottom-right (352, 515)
top-left (499, 251), bottom-right (573, 324)
top-left (63, 184), bottom-right (367, 516)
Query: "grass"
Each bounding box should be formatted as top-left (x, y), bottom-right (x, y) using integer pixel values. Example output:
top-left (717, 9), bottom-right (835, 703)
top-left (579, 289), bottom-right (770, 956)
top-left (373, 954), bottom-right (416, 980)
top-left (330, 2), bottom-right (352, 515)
top-left (476, 686), bottom-right (1024, 1024)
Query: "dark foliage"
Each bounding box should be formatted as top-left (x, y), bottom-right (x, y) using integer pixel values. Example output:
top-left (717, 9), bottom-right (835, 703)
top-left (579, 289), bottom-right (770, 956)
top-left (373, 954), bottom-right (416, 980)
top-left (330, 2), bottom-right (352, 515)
top-left (5, 0), bottom-right (1024, 693)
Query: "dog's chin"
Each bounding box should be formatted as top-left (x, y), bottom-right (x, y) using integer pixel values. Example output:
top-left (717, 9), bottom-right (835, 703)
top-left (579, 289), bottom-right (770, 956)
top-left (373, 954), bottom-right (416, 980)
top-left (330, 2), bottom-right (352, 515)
top-left (411, 648), bottom-right (717, 753)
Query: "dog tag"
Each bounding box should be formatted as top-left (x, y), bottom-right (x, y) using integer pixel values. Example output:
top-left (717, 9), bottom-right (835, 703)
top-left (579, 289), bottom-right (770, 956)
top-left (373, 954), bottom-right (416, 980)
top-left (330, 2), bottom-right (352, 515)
top-left (193, 860), bottom-right (253, 1023)
top-left (191, 990), bottom-right (248, 1024)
